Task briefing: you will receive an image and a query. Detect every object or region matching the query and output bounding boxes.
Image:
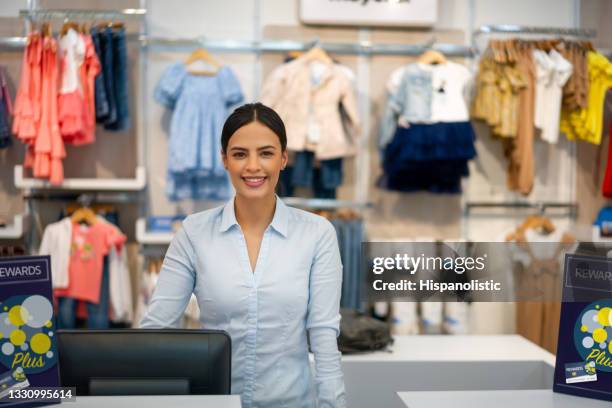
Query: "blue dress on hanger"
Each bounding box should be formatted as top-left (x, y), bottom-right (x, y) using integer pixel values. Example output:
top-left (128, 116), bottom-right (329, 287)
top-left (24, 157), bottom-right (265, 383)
top-left (155, 63), bottom-right (244, 201)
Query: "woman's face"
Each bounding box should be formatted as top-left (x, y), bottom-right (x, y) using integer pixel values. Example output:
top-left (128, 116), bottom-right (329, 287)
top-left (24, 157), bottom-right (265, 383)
top-left (222, 121), bottom-right (288, 200)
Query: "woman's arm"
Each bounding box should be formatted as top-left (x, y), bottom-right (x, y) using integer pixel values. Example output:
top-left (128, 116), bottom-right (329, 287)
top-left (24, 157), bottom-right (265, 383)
top-left (140, 227), bottom-right (197, 328)
top-left (307, 221), bottom-right (347, 408)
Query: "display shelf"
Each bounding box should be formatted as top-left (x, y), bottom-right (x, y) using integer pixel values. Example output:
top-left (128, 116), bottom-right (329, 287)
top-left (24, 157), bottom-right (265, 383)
top-left (136, 218), bottom-right (174, 245)
top-left (283, 197), bottom-right (372, 210)
top-left (19, 8), bottom-right (146, 20)
top-left (14, 165), bottom-right (147, 191)
top-left (0, 214), bottom-right (26, 240)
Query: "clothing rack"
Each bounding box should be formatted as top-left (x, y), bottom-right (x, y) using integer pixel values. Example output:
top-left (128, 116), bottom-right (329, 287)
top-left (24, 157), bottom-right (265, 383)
top-left (19, 8), bottom-right (146, 21)
top-left (283, 197), bottom-right (372, 210)
top-left (23, 192), bottom-right (140, 204)
top-left (473, 24), bottom-right (597, 39)
top-left (144, 37), bottom-right (475, 57)
top-left (464, 201), bottom-right (578, 216)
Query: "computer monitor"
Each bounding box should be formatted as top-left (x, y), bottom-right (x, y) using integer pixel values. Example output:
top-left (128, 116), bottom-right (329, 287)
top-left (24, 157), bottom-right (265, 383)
top-left (56, 329), bottom-right (231, 396)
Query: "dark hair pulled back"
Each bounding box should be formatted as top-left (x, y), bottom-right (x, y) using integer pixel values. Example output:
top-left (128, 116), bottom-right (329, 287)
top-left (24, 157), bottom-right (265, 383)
top-left (221, 103), bottom-right (287, 153)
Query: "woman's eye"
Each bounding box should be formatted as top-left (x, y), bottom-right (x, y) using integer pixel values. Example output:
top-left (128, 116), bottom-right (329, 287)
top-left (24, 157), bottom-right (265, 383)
top-left (233, 152), bottom-right (246, 159)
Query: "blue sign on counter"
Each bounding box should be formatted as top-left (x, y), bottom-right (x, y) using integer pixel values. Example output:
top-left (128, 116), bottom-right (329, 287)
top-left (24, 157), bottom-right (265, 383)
top-left (554, 253), bottom-right (612, 402)
top-left (0, 256), bottom-right (60, 406)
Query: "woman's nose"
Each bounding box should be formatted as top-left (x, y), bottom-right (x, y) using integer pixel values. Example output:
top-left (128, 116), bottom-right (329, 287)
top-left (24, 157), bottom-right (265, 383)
top-left (246, 154), bottom-right (261, 172)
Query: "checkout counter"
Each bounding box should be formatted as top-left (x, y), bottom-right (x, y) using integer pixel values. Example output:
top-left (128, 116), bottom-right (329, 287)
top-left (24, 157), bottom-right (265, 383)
top-left (58, 335), bottom-right (610, 407)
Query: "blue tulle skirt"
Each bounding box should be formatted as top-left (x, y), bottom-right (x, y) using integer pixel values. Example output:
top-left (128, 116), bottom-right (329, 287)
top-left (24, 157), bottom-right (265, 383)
top-left (379, 121), bottom-right (476, 194)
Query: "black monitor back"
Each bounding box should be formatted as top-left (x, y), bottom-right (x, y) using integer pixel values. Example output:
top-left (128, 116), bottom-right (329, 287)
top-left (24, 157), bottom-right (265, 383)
top-left (56, 329), bottom-right (231, 396)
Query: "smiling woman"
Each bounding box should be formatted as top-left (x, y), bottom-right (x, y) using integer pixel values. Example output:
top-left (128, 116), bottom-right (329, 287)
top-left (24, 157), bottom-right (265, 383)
top-left (141, 103), bottom-right (347, 408)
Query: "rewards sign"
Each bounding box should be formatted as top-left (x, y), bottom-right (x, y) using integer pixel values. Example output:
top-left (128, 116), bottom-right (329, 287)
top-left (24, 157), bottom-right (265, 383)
top-left (0, 256), bottom-right (60, 406)
top-left (554, 253), bottom-right (612, 401)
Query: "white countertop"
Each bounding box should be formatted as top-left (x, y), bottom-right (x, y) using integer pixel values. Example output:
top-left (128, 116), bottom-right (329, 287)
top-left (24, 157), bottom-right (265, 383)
top-left (53, 395), bottom-right (241, 407)
top-left (341, 335), bottom-right (556, 366)
top-left (397, 390), bottom-right (611, 408)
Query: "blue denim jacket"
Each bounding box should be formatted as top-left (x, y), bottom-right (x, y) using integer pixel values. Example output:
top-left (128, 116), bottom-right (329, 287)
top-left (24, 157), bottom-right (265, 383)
top-left (379, 64), bottom-right (433, 149)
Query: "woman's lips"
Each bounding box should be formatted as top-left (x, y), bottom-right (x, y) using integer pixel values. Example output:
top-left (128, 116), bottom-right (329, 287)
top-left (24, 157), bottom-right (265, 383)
top-left (242, 176), bottom-right (267, 188)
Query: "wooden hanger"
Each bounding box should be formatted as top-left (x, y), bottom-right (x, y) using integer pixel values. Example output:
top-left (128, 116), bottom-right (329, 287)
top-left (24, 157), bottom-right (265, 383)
top-left (61, 21), bottom-right (80, 36)
top-left (71, 207), bottom-right (98, 226)
top-left (184, 47), bottom-right (221, 75)
top-left (302, 46), bottom-right (333, 64)
top-left (418, 49), bottom-right (447, 65)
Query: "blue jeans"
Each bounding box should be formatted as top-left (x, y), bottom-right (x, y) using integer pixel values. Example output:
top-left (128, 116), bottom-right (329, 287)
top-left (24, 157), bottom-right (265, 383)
top-left (104, 27), bottom-right (129, 131)
top-left (99, 27), bottom-right (117, 126)
top-left (331, 218), bottom-right (364, 310)
top-left (57, 256), bottom-right (110, 329)
top-left (90, 27), bottom-right (109, 120)
top-left (290, 151), bottom-right (343, 198)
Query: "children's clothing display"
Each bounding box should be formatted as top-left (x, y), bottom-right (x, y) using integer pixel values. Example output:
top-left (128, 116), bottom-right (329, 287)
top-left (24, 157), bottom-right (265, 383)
top-left (12, 26), bottom-right (129, 185)
top-left (262, 54), bottom-right (360, 160)
top-left (263, 53), bottom-right (359, 198)
top-left (155, 63), bottom-right (244, 201)
top-left (379, 61), bottom-right (476, 194)
top-left (472, 39), bottom-right (612, 195)
top-left (39, 215), bottom-right (132, 327)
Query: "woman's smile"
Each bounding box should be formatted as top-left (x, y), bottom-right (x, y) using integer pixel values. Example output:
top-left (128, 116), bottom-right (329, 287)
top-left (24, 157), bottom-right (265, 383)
top-left (242, 176), bottom-right (267, 188)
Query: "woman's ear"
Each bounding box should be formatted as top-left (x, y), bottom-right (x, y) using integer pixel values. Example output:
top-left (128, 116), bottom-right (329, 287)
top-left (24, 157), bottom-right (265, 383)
top-left (221, 150), bottom-right (228, 169)
top-left (281, 150), bottom-right (288, 170)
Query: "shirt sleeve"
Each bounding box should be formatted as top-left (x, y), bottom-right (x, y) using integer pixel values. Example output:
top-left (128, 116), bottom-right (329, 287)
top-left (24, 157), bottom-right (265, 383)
top-left (219, 67), bottom-right (244, 107)
top-left (307, 220), bottom-right (346, 408)
top-left (339, 75), bottom-right (361, 142)
top-left (102, 223), bottom-right (127, 256)
top-left (140, 226), bottom-right (196, 328)
top-left (154, 63), bottom-right (187, 109)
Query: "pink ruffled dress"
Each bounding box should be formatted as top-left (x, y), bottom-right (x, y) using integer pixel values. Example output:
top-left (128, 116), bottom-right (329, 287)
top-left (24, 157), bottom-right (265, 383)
top-left (58, 28), bottom-right (87, 143)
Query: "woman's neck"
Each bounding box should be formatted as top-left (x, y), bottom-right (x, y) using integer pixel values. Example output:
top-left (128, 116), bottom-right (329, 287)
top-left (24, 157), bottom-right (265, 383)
top-left (234, 194), bottom-right (276, 232)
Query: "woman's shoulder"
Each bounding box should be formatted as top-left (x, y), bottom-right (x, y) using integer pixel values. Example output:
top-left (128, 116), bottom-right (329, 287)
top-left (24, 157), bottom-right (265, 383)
top-left (284, 205), bottom-right (336, 236)
top-left (180, 205), bottom-right (226, 235)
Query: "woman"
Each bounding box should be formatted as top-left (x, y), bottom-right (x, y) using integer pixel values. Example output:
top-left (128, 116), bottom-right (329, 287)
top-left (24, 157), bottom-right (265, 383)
top-left (141, 103), bottom-right (346, 407)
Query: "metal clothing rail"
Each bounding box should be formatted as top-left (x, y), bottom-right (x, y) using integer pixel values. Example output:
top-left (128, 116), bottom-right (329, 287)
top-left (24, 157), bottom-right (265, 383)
top-left (464, 201), bottom-right (578, 216)
top-left (283, 197), bottom-right (372, 210)
top-left (0, 37), bottom-right (27, 48)
top-left (19, 8), bottom-right (146, 21)
top-left (144, 37), bottom-right (475, 57)
top-left (474, 24), bottom-right (597, 38)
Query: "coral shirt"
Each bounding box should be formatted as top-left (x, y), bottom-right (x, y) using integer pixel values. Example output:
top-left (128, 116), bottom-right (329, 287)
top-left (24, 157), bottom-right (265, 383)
top-left (54, 221), bottom-right (126, 304)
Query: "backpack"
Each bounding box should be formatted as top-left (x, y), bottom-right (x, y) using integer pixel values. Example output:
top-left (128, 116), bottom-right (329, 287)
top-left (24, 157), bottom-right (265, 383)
top-left (337, 309), bottom-right (393, 354)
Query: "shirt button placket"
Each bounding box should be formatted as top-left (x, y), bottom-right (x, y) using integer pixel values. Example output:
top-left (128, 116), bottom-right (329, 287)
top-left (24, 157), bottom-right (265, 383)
top-left (245, 288), bottom-right (258, 404)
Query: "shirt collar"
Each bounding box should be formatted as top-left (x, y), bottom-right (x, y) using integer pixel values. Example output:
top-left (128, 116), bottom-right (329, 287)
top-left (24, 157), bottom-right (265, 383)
top-left (219, 196), bottom-right (288, 238)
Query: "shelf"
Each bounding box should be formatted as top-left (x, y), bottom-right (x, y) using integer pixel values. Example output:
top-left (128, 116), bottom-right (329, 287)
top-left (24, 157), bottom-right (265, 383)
top-left (0, 215), bottom-right (26, 240)
top-left (136, 218), bottom-right (174, 245)
top-left (19, 8), bottom-right (146, 20)
top-left (14, 166), bottom-right (146, 191)
top-left (283, 197), bottom-right (372, 210)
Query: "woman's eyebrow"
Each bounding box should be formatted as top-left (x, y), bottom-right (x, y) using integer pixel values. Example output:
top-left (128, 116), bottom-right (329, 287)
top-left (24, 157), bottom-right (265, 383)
top-left (229, 145), bottom-right (276, 151)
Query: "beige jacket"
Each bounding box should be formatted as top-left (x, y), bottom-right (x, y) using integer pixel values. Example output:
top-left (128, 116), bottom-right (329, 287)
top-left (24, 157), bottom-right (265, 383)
top-left (261, 57), bottom-right (360, 160)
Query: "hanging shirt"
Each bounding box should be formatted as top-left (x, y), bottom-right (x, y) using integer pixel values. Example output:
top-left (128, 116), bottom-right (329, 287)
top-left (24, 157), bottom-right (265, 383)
top-left (140, 197), bottom-right (346, 408)
top-left (561, 52), bottom-right (612, 145)
top-left (533, 49), bottom-right (573, 144)
top-left (54, 221), bottom-right (126, 304)
top-left (261, 56), bottom-right (360, 160)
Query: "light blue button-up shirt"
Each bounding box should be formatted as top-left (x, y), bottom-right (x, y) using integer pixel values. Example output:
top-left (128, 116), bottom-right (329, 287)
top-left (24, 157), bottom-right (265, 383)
top-left (140, 197), bottom-right (346, 407)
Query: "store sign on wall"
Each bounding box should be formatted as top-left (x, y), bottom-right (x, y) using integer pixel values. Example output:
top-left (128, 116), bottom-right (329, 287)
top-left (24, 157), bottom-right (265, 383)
top-left (300, 0), bottom-right (438, 27)
top-left (0, 256), bottom-right (60, 406)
